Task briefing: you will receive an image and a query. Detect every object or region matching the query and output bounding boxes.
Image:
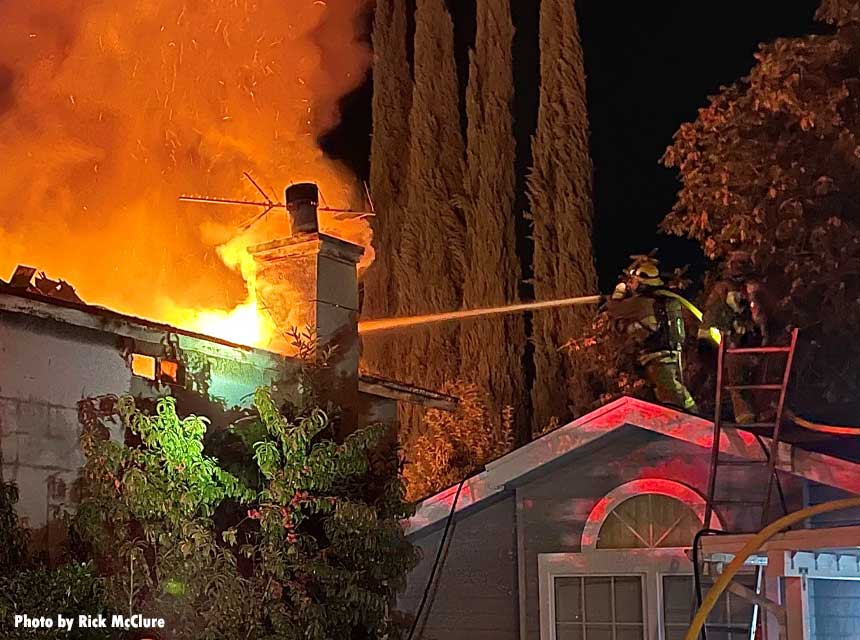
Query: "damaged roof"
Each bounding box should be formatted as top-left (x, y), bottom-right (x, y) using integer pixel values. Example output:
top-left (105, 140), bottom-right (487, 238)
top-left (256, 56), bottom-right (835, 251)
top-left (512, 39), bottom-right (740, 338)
top-left (0, 271), bottom-right (458, 411)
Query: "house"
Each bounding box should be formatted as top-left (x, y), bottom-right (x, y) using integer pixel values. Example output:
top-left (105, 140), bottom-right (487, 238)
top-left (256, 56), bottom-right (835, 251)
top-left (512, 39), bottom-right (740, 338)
top-left (400, 396), bottom-right (860, 640)
top-left (0, 195), bottom-right (457, 545)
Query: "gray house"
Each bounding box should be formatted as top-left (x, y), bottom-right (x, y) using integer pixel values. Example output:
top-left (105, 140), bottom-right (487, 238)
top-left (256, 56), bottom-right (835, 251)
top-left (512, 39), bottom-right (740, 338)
top-left (400, 397), bottom-right (860, 640)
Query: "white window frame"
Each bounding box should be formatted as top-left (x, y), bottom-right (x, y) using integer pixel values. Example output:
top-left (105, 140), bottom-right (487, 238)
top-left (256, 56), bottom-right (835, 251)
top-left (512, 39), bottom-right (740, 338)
top-left (540, 480), bottom-right (725, 640)
top-left (539, 548), bottom-right (693, 640)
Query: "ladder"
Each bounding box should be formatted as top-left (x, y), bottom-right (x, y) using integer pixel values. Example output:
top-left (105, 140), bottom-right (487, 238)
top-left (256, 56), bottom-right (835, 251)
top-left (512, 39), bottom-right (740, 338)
top-left (704, 328), bottom-right (799, 530)
top-left (699, 328), bottom-right (799, 640)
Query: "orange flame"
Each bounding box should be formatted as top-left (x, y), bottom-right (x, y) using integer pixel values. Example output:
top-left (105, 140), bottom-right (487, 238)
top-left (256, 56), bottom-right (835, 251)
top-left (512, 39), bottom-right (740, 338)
top-left (0, 0), bottom-right (372, 349)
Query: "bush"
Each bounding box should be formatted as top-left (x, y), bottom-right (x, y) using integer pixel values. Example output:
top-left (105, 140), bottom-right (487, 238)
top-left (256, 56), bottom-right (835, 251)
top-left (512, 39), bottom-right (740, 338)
top-left (0, 478), bottom-right (109, 640)
top-left (403, 382), bottom-right (514, 500)
top-left (74, 386), bottom-right (417, 639)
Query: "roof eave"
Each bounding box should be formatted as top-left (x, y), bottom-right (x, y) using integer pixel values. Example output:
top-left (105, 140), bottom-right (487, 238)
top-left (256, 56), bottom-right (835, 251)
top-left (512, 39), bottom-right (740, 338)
top-left (405, 397), bottom-right (860, 537)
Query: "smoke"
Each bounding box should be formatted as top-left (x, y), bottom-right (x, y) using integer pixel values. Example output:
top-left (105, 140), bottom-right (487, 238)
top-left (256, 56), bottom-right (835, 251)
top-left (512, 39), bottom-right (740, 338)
top-left (0, 0), bottom-right (371, 322)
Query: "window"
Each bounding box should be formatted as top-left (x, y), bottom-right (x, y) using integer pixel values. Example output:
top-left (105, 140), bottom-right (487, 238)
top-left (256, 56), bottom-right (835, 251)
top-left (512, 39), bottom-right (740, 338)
top-left (662, 575), bottom-right (756, 640)
top-left (130, 354), bottom-right (156, 379)
top-left (597, 494), bottom-right (702, 550)
top-left (554, 576), bottom-right (645, 640)
top-left (542, 481), bottom-right (724, 640)
top-left (129, 354), bottom-right (184, 385)
top-left (158, 359), bottom-right (184, 385)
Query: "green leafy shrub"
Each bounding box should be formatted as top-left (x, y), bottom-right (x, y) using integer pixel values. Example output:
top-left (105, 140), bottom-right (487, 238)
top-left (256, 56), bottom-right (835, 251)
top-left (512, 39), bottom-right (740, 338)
top-left (0, 480), bottom-right (28, 571)
top-left (75, 382), bottom-right (417, 639)
top-left (0, 477), bottom-right (109, 640)
top-left (403, 382), bottom-right (514, 500)
top-left (0, 563), bottom-right (110, 640)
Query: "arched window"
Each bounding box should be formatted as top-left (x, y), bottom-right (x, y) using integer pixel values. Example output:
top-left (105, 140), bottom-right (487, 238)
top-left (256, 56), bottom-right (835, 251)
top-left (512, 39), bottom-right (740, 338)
top-left (581, 479), bottom-right (721, 550)
top-left (597, 493), bottom-right (701, 549)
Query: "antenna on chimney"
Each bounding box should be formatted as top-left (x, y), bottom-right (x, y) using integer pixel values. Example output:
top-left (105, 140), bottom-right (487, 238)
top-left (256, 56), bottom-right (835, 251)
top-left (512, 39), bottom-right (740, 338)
top-left (179, 173), bottom-right (376, 231)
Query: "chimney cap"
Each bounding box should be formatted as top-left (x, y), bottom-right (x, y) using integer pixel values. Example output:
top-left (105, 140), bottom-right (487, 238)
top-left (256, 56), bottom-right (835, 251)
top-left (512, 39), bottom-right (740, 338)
top-left (285, 182), bottom-right (319, 209)
top-left (285, 182), bottom-right (319, 234)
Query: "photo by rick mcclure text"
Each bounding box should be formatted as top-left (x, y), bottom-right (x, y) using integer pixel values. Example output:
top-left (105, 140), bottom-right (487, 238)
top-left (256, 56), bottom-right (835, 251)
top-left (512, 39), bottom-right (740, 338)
top-left (13, 613), bottom-right (167, 631)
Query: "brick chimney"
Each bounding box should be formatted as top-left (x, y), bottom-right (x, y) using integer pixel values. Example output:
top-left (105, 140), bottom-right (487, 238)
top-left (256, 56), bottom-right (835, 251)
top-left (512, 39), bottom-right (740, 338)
top-left (248, 183), bottom-right (364, 387)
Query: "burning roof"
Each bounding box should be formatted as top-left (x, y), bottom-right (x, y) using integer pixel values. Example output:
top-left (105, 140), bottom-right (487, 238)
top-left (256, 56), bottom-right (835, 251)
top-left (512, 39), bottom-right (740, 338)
top-left (0, 0), bottom-right (374, 349)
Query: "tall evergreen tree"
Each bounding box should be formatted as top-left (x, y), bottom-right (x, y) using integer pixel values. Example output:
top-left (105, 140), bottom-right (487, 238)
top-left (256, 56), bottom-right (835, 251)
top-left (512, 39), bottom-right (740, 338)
top-left (361, 0), bottom-right (412, 375)
top-left (395, 0), bottom-right (466, 402)
top-left (527, 0), bottom-right (598, 433)
top-left (460, 0), bottom-right (526, 432)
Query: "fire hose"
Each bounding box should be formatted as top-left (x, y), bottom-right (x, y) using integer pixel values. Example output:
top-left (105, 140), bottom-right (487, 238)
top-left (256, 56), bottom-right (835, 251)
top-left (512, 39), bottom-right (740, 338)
top-left (683, 497), bottom-right (860, 640)
top-left (787, 410), bottom-right (860, 435)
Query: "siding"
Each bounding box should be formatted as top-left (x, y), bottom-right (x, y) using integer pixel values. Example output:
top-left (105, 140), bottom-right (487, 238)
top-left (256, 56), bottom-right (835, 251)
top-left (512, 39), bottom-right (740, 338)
top-left (400, 494), bottom-right (519, 640)
top-left (515, 427), bottom-right (807, 640)
top-left (806, 482), bottom-right (860, 528)
top-left (810, 579), bottom-right (860, 640)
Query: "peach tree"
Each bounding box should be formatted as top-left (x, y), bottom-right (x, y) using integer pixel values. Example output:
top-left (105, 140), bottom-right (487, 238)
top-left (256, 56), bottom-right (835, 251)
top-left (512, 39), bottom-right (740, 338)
top-left (75, 385), bottom-right (417, 639)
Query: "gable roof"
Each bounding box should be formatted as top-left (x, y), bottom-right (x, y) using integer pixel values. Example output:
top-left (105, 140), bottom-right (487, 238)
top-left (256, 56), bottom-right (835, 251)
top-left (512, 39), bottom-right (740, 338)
top-left (406, 396), bottom-right (860, 535)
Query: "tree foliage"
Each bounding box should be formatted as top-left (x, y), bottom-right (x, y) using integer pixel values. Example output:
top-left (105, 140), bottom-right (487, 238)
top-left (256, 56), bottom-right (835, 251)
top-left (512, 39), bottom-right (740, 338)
top-left (394, 0), bottom-right (466, 392)
top-left (0, 477), bottom-right (108, 640)
top-left (403, 382), bottom-right (514, 501)
top-left (390, 0), bottom-right (468, 449)
top-left (363, 0), bottom-right (412, 374)
top-left (817, 0), bottom-right (860, 26)
top-left (527, 0), bottom-right (599, 432)
top-left (75, 381), bottom-right (417, 638)
top-left (661, 5), bottom-right (860, 416)
top-left (459, 0), bottom-right (527, 434)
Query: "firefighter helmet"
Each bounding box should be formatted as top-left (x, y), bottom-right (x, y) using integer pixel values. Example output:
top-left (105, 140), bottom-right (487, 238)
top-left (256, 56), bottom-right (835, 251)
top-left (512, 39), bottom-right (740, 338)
top-left (625, 255), bottom-right (664, 287)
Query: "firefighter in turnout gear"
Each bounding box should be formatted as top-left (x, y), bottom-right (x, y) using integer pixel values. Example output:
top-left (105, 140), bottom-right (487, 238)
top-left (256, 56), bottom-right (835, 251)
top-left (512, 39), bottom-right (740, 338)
top-left (699, 251), bottom-right (772, 424)
top-left (607, 255), bottom-right (699, 414)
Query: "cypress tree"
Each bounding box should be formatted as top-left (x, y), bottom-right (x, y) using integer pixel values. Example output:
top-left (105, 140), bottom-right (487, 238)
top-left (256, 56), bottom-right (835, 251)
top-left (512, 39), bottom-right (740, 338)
top-left (460, 0), bottom-right (526, 431)
top-left (362, 0), bottom-right (412, 375)
top-left (527, 0), bottom-right (598, 433)
top-left (395, 0), bottom-right (466, 401)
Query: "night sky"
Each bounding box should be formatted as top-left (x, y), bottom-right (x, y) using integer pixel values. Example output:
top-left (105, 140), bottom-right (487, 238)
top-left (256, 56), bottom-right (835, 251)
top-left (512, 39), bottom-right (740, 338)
top-left (323, 0), bottom-right (825, 295)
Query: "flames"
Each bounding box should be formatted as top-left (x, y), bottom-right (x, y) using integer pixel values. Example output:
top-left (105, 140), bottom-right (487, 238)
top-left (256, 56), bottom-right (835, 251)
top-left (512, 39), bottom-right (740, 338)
top-left (0, 0), bottom-right (372, 349)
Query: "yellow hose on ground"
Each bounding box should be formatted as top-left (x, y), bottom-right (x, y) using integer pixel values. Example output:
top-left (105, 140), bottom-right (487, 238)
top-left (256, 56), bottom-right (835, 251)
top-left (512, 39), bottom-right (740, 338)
top-left (684, 496), bottom-right (860, 640)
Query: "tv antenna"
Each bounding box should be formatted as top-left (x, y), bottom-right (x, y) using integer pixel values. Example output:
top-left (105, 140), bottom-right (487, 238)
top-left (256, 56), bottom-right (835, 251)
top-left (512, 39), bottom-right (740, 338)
top-left (179, 172), bottom-right (375, 231)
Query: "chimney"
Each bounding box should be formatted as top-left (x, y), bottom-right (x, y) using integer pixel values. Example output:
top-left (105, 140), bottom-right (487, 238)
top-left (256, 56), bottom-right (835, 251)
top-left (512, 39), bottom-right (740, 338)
top-left (247, 183), bottom-right (364, 400)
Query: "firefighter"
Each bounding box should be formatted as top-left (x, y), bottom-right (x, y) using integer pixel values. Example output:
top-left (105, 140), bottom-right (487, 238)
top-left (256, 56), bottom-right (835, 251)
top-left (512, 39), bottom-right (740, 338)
top-left (698, 250), bottom-right (772, 424)
top-left (607, 255), bottom-right (699, 414)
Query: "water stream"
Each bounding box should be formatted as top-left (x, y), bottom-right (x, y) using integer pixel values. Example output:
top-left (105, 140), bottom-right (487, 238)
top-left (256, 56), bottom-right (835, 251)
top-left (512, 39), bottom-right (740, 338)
top-left (357, 295), bottom-right (603, 334)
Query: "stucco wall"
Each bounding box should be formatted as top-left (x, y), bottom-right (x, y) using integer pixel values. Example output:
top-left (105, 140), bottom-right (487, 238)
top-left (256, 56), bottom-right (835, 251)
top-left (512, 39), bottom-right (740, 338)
top-left (0, 315), bottom-right (133, 531)
top-left (0, 303), bottom-right (401, 542)
top-left (0, 310), bottom-right (295, 529)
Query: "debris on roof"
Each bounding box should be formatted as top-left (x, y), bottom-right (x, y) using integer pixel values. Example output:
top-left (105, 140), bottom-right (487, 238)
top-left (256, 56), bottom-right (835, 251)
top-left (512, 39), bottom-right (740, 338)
top-left (4, 264), bottom-right (84, 304)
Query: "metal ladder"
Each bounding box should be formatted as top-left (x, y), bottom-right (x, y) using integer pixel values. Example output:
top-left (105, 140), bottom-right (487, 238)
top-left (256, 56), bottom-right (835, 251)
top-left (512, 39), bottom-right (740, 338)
top-left (700, 328), bottom-right (799, 639)
top-left (704, 328), bottom-right (799, 530)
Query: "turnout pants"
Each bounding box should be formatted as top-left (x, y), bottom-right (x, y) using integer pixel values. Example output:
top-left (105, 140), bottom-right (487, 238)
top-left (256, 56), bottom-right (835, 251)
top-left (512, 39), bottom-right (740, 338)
top-left (641, 350), bottom-right (698, 414)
